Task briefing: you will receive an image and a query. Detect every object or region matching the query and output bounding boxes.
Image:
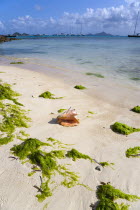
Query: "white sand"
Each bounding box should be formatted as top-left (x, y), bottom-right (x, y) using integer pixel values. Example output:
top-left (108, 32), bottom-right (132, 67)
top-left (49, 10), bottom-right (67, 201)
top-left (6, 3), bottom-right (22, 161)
top-left (0, 65), bottom-right (140, 210)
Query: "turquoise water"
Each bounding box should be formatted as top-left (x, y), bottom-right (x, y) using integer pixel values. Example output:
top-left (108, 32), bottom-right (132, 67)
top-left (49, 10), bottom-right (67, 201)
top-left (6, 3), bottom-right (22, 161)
top-left (0, 37), bottom-right (140, 83)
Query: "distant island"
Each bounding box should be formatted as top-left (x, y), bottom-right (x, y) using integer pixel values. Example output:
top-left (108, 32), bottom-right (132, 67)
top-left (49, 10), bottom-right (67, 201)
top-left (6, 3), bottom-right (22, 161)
top-left (5, 31), bottom-right (120, 38)
top-left (92, 32), bottom-right (114, 36)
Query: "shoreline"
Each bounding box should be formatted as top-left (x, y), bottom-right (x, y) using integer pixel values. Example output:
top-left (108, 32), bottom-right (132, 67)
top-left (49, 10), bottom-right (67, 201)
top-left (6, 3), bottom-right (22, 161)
top-left (0, 65), bottom-right (140, 210)
top-left (1, 57), bottom-right (140, 110)
top-left (0, 52), bottom-right (140, 86)
top-left (0, 56), bottom-right (140, 105)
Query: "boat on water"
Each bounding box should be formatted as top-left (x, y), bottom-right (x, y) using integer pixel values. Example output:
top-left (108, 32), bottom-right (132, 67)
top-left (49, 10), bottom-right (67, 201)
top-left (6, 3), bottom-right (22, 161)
top-left (128, 34), bottom-right (140, 37)
top-left (128, 33), bottom-right (140, 37)
top-left (128, 11), bottom-right (140, 37)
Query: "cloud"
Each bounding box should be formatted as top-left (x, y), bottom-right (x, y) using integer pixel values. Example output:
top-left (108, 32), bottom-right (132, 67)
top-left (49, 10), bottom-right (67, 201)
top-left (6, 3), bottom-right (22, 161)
top-left (34, 4), bottom-right (42, 11)
top-left (125, 0), bottom-right (140, 9)
top-left (0, 21), bottom-right (5, 29)
top-left (10, 15), bottom-right (48, 34)
top-left (1, 0), bottom-right (140, 35)
top-left (50, 17), bottom-right (56, 24)
top-left (57, 2), bottom-right (140, 34)
top-left (125, 0), bottom-right (140, 3)
top-left (0, 21), bottom-right (6, 33)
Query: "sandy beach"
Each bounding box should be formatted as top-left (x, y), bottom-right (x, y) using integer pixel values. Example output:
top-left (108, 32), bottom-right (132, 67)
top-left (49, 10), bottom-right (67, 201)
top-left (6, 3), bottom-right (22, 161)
top-left (0, 65), bottom-right (140, 210)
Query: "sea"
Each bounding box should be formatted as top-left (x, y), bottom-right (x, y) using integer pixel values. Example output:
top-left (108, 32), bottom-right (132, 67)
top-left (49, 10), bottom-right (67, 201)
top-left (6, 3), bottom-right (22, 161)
top-left (0, 36), bottom-right (140, 88)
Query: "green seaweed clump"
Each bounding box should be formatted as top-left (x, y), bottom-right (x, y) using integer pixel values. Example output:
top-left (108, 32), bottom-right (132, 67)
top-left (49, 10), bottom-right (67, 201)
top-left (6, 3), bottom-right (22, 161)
top-left (31, 150), bottom-right (88, 201)
top-left (10, 62), bottom-right (24, 64)
top-left (95, 198), bottom-right (129, 210)
top-left (0, 101), bottom-right (31, 145)
top-left (97, 183), bottom-right (140, 201)
top-left (100, 162), bottom-right (114, 169)
top-left (11, 138), bottom-right (50, 160)
top-left (131, 106), bottom-right (140, 113)
top-left (126, 146), bottom-right (140, 158)
top-left (47, 137), bottom-right (73, 149)
top-left (0, 83), bottom-right (22, 105)
top-left (111, 122), bottom-right (140, 135)
top-left (95, 183), bottom-right (140, 209)
top-left (17, 130), bottom-right (30, 141)
top-left (31, 154), bottom-right (80, 202)
top-left (88, 111), bottom-right (94, 114)
top-left (0, 135), bottom-right (14, 146)
top-left (66, 148), bottom-right (93, 162)
top-left (0, 102), bottom-right (30, 134)
top-left (74, 85), bottom-right (86, 90)
top-left (11, 138), bottom-right (93, 202)
top-left (86, 72), bottom-right (104, 78)
top-left (0, 81), bottom-right (31, 145)
top-left (130, 77), bottom-right (140, 81)
top-left (58, 109), bottom-right (66, 113)
top-left (39, 91), bottom-right (63, 99)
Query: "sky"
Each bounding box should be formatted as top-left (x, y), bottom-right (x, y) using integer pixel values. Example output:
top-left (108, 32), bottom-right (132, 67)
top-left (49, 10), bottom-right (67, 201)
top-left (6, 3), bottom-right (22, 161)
top-left (0, 0), bottom-right (140, 35)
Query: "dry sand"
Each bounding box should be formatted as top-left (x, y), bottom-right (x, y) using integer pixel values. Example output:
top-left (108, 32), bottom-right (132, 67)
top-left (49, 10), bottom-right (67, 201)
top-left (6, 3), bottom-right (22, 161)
top-left (0, 65), bottom-right (140, 210)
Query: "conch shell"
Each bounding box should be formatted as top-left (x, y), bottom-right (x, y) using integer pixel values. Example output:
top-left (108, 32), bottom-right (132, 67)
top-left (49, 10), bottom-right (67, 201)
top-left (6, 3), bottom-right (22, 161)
top-left (57, 108), bottom-right (79, 127)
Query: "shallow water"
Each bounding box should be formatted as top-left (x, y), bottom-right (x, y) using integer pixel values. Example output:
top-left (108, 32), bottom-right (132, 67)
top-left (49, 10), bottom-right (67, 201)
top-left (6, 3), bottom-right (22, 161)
top-left (0, 37), bottom-right (140, 86)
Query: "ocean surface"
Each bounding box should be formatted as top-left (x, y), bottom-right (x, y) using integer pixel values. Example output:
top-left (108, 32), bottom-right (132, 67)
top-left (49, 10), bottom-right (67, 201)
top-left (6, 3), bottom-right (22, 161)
top-left (0, 37), bottom-right (140, 86)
